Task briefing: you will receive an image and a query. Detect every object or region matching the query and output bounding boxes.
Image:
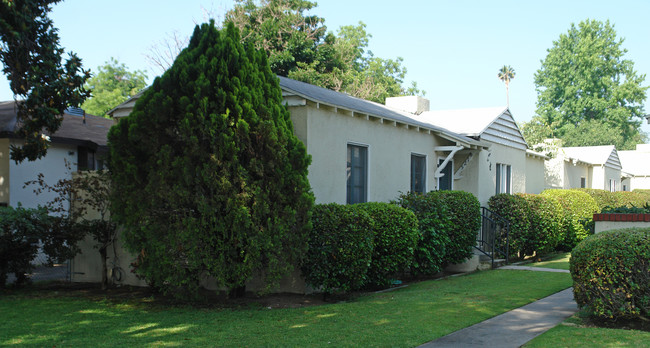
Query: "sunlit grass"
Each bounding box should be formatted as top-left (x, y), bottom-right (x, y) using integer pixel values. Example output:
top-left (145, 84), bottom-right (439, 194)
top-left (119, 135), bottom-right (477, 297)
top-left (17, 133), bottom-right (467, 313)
top-left (0, 270), bottom-right (571, 347)
top-left (524, 313), bottom-right (650, 347)
top-left (528, 252), bottom-right (571, 270)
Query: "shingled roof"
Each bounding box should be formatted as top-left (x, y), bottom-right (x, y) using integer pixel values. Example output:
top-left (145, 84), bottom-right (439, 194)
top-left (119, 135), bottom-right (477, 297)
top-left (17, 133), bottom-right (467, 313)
top-left (277, 76), bottom-right (487, 148)
top-left (0, 101), bottom-right (112, 151)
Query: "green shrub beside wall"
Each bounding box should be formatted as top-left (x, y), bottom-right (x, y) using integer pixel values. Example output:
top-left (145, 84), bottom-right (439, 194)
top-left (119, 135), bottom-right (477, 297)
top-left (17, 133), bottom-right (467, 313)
top-left (357, 203), bottom-right (419, 289)
top-left (302, 204), bottom-right (375, 294)
top-left (518, 194), bottom-right (562, 256)
top-left (434, 191), bottom-right (481, 265)
top-left (571, 228), bottom-right (650, 320)
top-left (487, 194), bottom-right (530, 259)
top-left (540, 189), bottom-right (599, 250)
top-left (395, 192), bottom-right (451, 276)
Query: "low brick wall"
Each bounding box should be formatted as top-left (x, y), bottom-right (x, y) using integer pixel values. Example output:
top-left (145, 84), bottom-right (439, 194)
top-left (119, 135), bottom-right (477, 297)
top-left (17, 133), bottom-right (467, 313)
top-left (593, 213), bottom-right (650, 233)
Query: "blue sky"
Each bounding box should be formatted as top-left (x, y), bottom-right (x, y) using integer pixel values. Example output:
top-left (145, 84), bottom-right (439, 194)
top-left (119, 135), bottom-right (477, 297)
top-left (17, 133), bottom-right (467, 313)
top-left (1, 0), bottom-right (649, 134)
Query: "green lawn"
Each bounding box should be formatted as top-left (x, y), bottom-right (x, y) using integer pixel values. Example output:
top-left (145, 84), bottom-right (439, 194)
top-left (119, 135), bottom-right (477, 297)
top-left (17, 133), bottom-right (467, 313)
top-left (524, 313), bottom-right (650, 347)
top-left (528, 252), bottom-right (571, 270)
top-left (0, 270), bottom-right (571, 347)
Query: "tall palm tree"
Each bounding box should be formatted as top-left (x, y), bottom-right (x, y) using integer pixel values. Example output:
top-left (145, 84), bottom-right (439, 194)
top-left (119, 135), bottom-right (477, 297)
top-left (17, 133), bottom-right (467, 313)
top-left (498, 65), bottom-right (516, 107)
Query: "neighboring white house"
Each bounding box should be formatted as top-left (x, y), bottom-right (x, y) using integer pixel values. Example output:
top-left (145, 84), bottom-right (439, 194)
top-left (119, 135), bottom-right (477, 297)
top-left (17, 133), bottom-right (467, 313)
top-left (618, 144), bottom-right (650, 191)
top-left (545, 145), bottom-right (622, 191)
top-left (0, 101), bottom-right (111, 210)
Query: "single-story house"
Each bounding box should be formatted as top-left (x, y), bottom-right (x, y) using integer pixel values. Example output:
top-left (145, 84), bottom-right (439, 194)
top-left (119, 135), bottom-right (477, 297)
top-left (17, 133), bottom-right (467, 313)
top-left (618, 144), bottom-right (650, 191)
top-left (545, 145), bottom-right (622, 191)
top-left (78, 76), bottom-right (546, 289)
top-left (0, 101), bottom-right (111, 210)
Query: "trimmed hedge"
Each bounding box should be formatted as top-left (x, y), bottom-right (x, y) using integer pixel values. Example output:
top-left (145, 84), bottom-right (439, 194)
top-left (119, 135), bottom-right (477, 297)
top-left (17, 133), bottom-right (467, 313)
top-left (575, 188), bottom-right (647, 212)
top-left (395, 192), bottom-right (451, 276)
top-left (518, 194), bottom-right (562, 256)
top-left (571, 228), bottom-right (650, 320)
top-left (357, 203), bottom-right (419, 289)
top-left (302, 204), bottom-right (375, 294)
top-left (487, 194), bottom-right (530, 259)
top-left (634, 189), bottom-right (650, 204)
top-left (540, 189), bottom-right (599, 250)
top-left (435, 191), bottom-right (481, 265)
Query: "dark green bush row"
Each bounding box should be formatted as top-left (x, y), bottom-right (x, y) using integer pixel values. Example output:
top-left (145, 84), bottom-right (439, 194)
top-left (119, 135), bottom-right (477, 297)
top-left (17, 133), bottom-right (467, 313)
top-left (571, 228), bottom-right (650, 320)
top-left (301, 203), bottom-right (418, 294)
top-left (395, 191), bottom-right (480, 276)
top-left (358, 203), bottom-right (419, 289)
top-left (0, 206), bottom-right (83, 287)
top-left (575, 188), bottom-right (648, 212)
top-left (487, 194), bottom-right (562, 259)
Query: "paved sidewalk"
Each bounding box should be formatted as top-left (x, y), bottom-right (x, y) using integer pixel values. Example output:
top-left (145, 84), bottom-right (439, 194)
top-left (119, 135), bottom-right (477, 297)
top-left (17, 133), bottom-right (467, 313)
top-left (419, 266), bottom-right (576, 348)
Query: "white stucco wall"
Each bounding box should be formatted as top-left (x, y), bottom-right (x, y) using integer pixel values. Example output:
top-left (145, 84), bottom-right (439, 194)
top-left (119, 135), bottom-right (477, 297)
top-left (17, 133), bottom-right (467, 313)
top-left (603, 166), bottom-right (622, 191)
top-left (525, 155), bottom-right (546, 194)
top-left (291, 104), bottom-right (446, 204)
top-left (564, 161), bottom-right (590, 189)
top-left (9, 140), bottom-right (77, 210)
top-left (630, 176), bottom-right (650, 190)
top-left (473, 143), bottom-right (527, 206)
top-left (591, 166), bottom-right (605, 190)
top-left (0, 138), bottom-right (9, 205)
top-left (595, 220), bottom-right (650, 233)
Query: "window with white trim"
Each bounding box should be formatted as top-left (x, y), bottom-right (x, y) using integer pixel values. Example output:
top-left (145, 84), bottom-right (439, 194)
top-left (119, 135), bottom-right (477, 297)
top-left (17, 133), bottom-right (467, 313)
top-left (495, 163), bottom-right (511, 194)
top-left (437, 159), bottom-right (453, 191)
top-left (580, 177), bottom-right (586, 188)
top-left (609, 179), bottom-right (616, 192)
top-left (347, 144), bottom-right (368, 204)
top-left (411, 154), bottom-right (426, 193)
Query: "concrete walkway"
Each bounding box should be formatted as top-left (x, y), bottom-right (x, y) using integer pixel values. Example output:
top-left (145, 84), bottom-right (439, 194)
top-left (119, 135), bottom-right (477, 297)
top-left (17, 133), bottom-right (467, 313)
top-left (419, 266), bottom-right (577, 348)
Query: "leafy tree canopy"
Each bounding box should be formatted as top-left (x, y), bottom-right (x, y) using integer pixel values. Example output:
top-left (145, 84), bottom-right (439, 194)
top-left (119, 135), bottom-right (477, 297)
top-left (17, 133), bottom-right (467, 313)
top-left (81, 58), bottom-right (147, 117)
top-left (108, 21), bottom-right (313, 298)
top-left (0, 0), bottom-right (90, 162)
top-left (530, 19), bottom-right (648, 150)
top-left (225, 0), bottom-right (423, 103)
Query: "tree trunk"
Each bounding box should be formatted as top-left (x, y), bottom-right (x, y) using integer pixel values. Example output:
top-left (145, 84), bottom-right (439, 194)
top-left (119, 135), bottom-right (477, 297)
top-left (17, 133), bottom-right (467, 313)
top-left (100, 246), bottom-right (107, 290)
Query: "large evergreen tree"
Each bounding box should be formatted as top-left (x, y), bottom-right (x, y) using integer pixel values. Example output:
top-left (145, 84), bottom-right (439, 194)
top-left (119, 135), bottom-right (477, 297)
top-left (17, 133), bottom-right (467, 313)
top-left (108, 21), bottom-right (313, 297)
top-left (532, 19), bottom-right (647, 150)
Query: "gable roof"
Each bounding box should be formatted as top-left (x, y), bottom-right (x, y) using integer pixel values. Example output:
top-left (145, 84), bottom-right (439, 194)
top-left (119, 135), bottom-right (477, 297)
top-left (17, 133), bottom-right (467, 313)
top-left (414, 106), bottom-right (528, 150)
top-left (561, 145), bottom-right (621, 169)
top-left (277, 76), bottom-right (486, 149)
top-left (0, 101), bottom-right (112, 150)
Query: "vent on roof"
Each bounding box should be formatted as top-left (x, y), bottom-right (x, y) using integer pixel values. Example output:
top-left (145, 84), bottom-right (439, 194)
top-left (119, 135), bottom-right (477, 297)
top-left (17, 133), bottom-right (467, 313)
top-left (65, 107), bottom-right (85, 116)
top-left (385, 96), bottom-right (430, 115)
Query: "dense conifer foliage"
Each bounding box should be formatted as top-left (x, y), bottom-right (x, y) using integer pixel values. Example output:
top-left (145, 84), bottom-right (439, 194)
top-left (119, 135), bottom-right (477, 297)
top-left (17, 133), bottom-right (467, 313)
top-left (108, 22), bottom-right (313, 297)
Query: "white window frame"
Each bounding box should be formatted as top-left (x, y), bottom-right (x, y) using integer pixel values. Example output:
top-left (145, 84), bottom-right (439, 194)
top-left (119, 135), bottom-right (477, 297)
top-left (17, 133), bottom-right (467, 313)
top-left (496, 163), bottom-right (512, 194)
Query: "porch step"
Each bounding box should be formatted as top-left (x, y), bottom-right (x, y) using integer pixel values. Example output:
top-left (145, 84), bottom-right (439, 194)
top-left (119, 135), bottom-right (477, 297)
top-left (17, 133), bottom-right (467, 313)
top-left (478, 258), bottom-right (507, 271)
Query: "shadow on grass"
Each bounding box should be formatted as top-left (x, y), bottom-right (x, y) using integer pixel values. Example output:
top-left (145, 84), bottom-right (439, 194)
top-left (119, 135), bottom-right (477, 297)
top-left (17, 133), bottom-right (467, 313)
top-left (1, 270), bottom-right (573, 347)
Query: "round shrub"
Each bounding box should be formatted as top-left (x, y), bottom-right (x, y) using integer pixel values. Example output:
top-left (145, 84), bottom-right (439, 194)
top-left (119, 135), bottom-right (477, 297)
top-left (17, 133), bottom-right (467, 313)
top-left (571, 228), bottom-right (650, 320)
top-left (540, 189), bottom-right (599, 250)
top-left (357, 202), bottom-right (418, 289)
top-left (434, 191), bottom-right (481, 265)
top-left (301, 204), bottom-right (375, 294)
top-left (488, 193), bottom-right (531, 260)
top-left (574, 188), bottom-right (614, 212)
top-left (395, 192), bottom-right (451, 276)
